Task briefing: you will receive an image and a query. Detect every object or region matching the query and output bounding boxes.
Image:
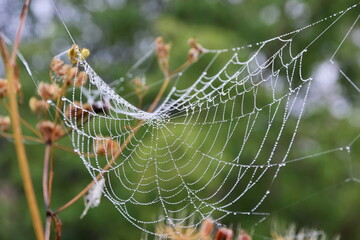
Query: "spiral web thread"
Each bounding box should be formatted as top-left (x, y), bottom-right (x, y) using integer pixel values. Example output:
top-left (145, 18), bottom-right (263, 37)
top-left (58, 3), bottom-right (360, 237)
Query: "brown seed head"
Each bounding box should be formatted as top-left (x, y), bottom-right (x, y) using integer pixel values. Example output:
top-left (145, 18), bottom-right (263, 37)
top-left (94, 137), bottom-right (120, 156)
top-left (29, 97), bottom-right (49, 114)
top-left (74, 71), bottom-right (88, 87)
top-left (155, 37), bottom-right (171, 60)
top-left (64, 67), bottom-right (78, 84)
top-left (0, 78), bottom-right (8, 98)
top-left (37, 121), bottom-right (64, 143)
top-left (50, 58), bottom-right (65, 72)
top-left (38, 82), bottom-right (61, 100)
top-left (188, 38), bottom-right (204, 53)
top-left (188, 48), bottom-right (200, 63)
top-left (215, 227), bottom-right (233, 240)
top-left (65, 101), bottom-right (91, 120)
top-left (0, 115), bottom-right (11, 132)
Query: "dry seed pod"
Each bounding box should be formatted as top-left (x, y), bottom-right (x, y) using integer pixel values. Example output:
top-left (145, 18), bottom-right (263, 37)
top-left (155, 37), bottom-right (171, 72)
top-left (37, 121), bottom-right (64, 143)
top-left (188, 38), bottom-right (204, 53)
top-left (0, 78), bottom-right (8, 98)
top-left (188, 47), bottom-right (200, 63)
top-left (65, 101), bottom-right (91, 120)
top-left (94, 138), bottom-right (120, 156)
top-left (65, 67), bottom-right (78, 84)
top-left (38, 82), bottom-right (61, 100)
top-left (0, 115), bottom-right (11, 132)
top-left (29, 97), bottom-right (49, 114)
top-left (74, 71), bottom-right (88, 87)
top-left (58, 64), bottom-right (71, 76)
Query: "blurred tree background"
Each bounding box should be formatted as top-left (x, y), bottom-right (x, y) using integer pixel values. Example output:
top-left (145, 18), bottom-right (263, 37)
top-left (0, 0), bottom-right (360, 239)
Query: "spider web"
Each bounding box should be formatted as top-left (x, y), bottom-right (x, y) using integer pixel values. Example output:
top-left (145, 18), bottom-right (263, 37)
top-left (54, 3), bottom-right (360, 237)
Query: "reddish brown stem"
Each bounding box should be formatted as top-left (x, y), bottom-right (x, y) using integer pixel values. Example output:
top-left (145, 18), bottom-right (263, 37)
top-left (10, 0), bottom-right (31, 65)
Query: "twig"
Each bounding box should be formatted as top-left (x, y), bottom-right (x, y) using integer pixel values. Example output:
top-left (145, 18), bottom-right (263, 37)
top-left (43, 144), bottom-right (51, 240)
top-left (0, 35), bottom-right (9, 63)
top-left (9, 0), bottom-right (31, 65)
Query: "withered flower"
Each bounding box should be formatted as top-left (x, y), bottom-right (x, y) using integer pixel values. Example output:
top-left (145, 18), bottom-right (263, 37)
top-left (65, 101), bottom-right (91, 120)
top-left (29, 97), bottom-right (49, 114)
top-left (188, 38), bottom-right (204, 53)
top-left (38, 82), bottom-right (61, 100)
top-left (37, 121), bottom-right (64, 143)
top-left (155, 37), bottom-right (171, 73)
top-left (74, 71), bottom-right (88, 87)
top-left (187, 38), bottom-right (204, 63)
top-left (94, 137), bottom-right (119, 156)
top-left (0, 115), bottom-right (11, 132)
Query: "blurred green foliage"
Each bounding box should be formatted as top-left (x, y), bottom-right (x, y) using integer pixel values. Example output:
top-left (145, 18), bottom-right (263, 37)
top-left (0, 0), bottom-right (360, 239)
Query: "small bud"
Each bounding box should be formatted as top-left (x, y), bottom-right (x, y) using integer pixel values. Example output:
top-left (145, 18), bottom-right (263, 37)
top-left (68, 44), bottom-right (90, 64)
top-left (0, 78), bottom-right (8, 98)
top-left (81, 48), bottom-right (90, 59)
top-left (215, 227), bottom-right (233, 240)
top-left (200, 218), bottom-right (214, 237)
top-left (38, 82), bottom-right (61, 100)
top-left (37, 121), bottom-right (64, 143)
top-left (155, 37), bottom-right (171, 73)
top-left (94, 137), bottom-right (119, 156)
top-left (0, 115), bottom-right (11, 132)
top-left (29, 97), bottom-right (49, 114)
top-left (188, 48), bottom-right (200, 63)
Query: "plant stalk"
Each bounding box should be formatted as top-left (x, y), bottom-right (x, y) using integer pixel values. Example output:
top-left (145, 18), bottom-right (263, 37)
top-left (6, 63), bottom-right (44, 240)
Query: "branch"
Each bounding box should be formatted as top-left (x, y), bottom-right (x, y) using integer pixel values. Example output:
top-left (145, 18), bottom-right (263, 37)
top-left (9, 0), bottom-right (31, 66)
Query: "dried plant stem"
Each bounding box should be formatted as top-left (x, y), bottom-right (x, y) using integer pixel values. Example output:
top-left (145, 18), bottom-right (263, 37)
top-left (147, 76), bottom-right (171, 113)
top-left (9, 0), bottom-right (31, 65)
top-left (5, 64), bottom-right (44, 240)
top-left (43, 144), bottom-right (51, 240)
